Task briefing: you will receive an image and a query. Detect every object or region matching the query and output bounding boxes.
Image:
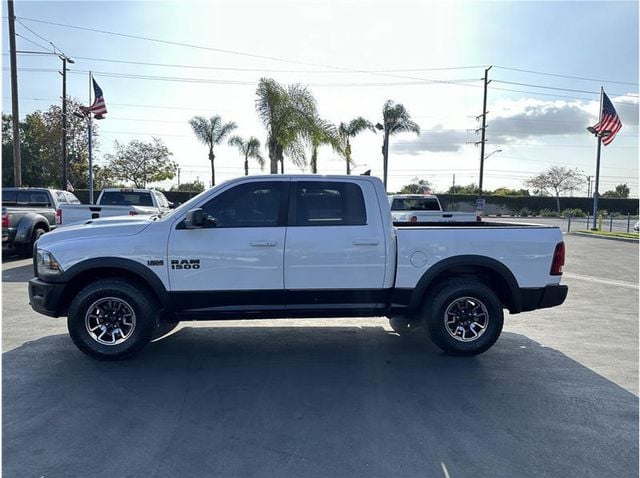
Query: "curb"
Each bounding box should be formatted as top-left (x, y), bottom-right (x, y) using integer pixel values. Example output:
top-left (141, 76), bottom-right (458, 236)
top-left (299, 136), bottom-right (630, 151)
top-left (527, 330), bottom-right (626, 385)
top-left (569, 232), bottom-right (639, 243)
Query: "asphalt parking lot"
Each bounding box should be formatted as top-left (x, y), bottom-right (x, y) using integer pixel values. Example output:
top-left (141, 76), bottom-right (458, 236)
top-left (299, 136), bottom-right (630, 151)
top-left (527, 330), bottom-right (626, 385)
top-left (3, 233), bottom-right (638, 478)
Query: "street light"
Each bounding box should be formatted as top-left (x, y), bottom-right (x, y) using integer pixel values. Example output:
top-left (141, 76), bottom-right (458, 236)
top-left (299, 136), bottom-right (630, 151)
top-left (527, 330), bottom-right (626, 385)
top-left (478, 148), bottom-right (502, 197)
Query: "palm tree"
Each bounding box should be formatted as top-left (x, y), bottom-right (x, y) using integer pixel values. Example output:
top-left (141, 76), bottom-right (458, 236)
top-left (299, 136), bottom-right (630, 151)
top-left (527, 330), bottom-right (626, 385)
top-left (379, 100), bottom-right (420, 191)
top-left (228, 136), bottom-right (265, 176)
top-left (338, 117), bottom-right (375, 174)
top-left (255, 78), bottom-right (317, 174)
top-left (189, 115), bottom-right (237, 186)
top-left (308, 117), bottom-right (342, 174)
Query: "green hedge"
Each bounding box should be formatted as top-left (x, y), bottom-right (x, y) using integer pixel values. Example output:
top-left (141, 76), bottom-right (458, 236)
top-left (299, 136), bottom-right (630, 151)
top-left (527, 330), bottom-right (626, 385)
top-left (438, 194), bottom-right (639, 215)
top-left (71, 189), bottom-right (639, 215)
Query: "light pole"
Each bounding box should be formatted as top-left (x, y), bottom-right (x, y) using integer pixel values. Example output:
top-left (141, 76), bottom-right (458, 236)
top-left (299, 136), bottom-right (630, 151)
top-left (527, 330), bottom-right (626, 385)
top-left (17, 50), bottom-right (73, 189)
top-left (60, 55), bottom-right (75, 190)
top-left (375, 122), bottom-right (389, 190)
top-left (479, 148), bottom-right (502, 196)
top-left (8, 0), bottom-right (21, 186)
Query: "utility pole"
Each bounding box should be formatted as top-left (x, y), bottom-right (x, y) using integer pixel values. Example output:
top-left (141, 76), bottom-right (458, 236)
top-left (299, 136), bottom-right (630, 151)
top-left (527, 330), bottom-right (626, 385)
top-left (61, 57), bottom-right (69, 190)
top-left (177, 167), bottom-right (181, 187)
top-left (586, 176), bottom-right (591, 197)
top-left (477, 66), bottom-right (492, 198)
top-left (452, 174), bottom-right (456, 193)
top-left (8, 0), bottom-right (22, 186)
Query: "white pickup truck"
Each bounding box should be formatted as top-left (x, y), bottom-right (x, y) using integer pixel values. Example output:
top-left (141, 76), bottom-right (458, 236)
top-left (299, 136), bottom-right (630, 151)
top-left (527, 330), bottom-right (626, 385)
top-left (389, 194), bottom-right (478, 223)
top-left (29, 175), bottom-right (567, 360)
top-left (58, 188), bottom-right (173, 226)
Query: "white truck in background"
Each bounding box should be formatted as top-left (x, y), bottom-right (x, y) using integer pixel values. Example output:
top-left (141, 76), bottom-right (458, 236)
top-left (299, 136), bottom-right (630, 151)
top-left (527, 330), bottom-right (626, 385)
top-left (58, 188), bottom-right (173, 226)
top-left (389, 194), bottom-right (478, 223)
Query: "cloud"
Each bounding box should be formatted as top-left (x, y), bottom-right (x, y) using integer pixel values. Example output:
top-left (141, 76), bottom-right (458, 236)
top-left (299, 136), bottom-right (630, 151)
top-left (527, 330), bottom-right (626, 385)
top-left (488, 99), bottom-right (595, 141)
top-left (612, 94), bottom-right (639, 127)
top-left (391, 125), bottom-right (470, 154)
top-left (391, 95), bottom-right (638, 156)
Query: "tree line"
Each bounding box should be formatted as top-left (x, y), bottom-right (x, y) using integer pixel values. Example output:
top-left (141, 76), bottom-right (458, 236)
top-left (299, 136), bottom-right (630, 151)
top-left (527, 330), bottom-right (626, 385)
top-left (3, 77), bottom-right (420, 191)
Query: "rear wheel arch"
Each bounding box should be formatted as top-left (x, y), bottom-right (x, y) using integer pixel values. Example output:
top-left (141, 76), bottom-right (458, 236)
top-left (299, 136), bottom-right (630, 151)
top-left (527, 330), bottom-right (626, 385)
top-left (410, 255), bottom-right (521, 314)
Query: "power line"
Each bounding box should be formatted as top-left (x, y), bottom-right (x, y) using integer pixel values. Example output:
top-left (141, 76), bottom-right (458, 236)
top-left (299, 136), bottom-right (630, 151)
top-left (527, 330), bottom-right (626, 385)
top-left (14, 16), bottom-right (486, 88)
top-left (2, 66), bottom-right (484, 88)
top-left (6, 52), bottom-right (487, 75)
top-left (493, 79), bottom-right (627, 97)
top-left (14, 33), bottom-right (51, 53)
top-left (494, 65), bottom-right (638, 87)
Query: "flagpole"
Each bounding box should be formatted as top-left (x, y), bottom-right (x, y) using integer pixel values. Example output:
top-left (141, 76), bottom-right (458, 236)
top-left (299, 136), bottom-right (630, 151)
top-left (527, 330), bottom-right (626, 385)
top-left (88, 71), bottom-right (94, 205)
top-left (591, 86), bottom-right (604, 230)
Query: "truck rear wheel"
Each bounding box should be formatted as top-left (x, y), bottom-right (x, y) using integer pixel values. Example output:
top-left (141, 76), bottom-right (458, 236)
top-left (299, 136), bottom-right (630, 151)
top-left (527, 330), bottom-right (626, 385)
top-left (67, 279), bottom-right (157, 360)
top-left (424, 279), bottom-right (503, 356)
top-left (17, 227), bottom-right (45, 258)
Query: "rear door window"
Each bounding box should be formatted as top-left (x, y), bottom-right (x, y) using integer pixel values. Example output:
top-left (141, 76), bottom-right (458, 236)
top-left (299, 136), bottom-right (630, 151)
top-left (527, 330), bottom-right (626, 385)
top-left (291, 181), bottom-right (367, 226)
top-left (56, 191), bottom-right (68, 204)
top-left (65, 192), bottom-right (81, 204)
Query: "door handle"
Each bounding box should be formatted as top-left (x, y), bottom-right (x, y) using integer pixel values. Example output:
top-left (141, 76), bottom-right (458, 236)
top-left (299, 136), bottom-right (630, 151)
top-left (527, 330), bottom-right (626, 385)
top-left (353, 239), bottom-right (379, 246)
top-left (250, 240), bottom-right (277, 247)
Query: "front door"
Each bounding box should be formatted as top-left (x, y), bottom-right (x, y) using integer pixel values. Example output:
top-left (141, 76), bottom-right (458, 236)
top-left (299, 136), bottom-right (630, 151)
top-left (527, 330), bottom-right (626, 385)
top-left (167, 179), bottom-right (289, 317)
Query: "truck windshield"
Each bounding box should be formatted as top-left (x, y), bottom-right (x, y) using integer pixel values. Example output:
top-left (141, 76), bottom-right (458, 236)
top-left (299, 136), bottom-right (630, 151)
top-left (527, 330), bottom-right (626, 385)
top-left (100, 192), bottom-right (153, 207)
top-left (391, 197), bottom-right (440, 211)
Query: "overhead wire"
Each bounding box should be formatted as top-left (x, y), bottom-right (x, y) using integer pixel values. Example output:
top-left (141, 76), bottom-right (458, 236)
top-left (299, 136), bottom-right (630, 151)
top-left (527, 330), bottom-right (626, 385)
top-left (493, 65), bottom-right (638, 87)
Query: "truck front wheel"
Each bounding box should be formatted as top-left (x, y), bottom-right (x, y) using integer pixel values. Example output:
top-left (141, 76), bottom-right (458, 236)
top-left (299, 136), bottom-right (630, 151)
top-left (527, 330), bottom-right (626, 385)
top-left (67, 279), bottom-right (157, 360)
top-left (424, 279), bottom-right (503, 356)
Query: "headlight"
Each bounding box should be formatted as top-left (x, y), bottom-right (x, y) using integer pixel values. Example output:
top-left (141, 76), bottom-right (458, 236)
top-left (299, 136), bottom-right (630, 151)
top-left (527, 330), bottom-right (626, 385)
top-left (36, 249), bottom-right (64, 277)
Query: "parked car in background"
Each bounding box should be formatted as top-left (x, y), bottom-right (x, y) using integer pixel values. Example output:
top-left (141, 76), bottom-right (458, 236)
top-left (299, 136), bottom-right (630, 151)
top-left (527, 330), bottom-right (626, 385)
top-left (2, 187), bottom-right (80, 256)
top-left (57, 188), bottom-right (173, 226)
top-left (388, 194), bottom-right (478, 223)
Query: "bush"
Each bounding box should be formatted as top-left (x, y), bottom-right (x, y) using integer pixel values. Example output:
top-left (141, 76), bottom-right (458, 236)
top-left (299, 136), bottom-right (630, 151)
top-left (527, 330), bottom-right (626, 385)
top-left (518, 208), bottom-right (531, 217)
top-left (540, 208), bottom-right (559, 217)
top-left (562, 208), bottom-right (586, 218)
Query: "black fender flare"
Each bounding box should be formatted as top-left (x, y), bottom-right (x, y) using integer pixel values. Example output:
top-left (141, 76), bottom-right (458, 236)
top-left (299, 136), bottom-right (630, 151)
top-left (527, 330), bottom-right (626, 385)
top-left (52, 257), bottom-right (171, 311)
top-left (409, 255), bottom-right (522, 313)
top-left (15, 213), bottom-right (49, 244)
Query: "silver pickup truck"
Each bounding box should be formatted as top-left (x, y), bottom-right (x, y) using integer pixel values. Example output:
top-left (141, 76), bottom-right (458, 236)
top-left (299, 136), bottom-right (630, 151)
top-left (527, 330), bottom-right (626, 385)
top-left (2, 187), bottom-right (80, 256)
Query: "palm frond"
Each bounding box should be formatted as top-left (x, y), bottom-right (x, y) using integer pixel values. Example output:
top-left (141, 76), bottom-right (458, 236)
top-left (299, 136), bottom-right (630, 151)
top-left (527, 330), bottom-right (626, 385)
top-left (284, 139), bottom-right (307, 168)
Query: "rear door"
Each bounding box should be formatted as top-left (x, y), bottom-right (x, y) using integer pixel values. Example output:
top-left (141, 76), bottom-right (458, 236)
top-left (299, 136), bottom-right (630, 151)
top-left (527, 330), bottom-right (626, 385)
top-left (167, 179), bottom-right (289, 316)
top-left (284, 180), bottom-right (387, 314)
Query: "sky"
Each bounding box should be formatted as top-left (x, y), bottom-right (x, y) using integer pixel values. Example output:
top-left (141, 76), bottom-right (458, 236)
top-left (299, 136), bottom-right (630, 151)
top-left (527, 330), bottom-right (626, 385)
top-left (2, 0), bottom-right (639, 196)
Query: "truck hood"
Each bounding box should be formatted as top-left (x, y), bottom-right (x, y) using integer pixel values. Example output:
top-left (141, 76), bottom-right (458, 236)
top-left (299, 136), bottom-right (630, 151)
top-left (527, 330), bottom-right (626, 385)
top-left (39, 215), bottom-right (153, 248)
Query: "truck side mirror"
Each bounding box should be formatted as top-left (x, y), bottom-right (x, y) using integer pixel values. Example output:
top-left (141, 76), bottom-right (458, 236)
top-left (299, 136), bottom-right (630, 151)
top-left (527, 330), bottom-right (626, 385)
top-left (184, 208), bottom-right (205, 229)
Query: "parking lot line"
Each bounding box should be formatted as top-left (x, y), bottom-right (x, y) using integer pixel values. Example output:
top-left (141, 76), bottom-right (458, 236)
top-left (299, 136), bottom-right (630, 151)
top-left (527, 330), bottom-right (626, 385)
top-left (563, 272), bottom-right (639, 289)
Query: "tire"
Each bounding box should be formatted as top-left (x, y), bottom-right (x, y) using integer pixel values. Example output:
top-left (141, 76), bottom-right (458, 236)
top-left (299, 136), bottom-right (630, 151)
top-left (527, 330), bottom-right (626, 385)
top-left (67, 279), bottom-right (157, 360)
top-left (17, 227), bottom-right (46, 258)
top-left (152, 321), bottom-right (179, 341)
top-left (388, 317), bottom-right (421, 335)
top-left (423, 279), bottom-right (503, 356)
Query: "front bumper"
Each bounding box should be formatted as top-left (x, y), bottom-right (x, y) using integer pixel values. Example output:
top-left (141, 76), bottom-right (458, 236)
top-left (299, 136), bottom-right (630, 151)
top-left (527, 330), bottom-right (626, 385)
top-left (519, 284), bottom-right (568, 313)
top-left (28, 278), bottom-right (67, 317)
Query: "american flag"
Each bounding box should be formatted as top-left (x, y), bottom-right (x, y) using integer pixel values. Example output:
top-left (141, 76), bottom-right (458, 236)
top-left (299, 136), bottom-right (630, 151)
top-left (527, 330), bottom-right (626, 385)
top-left (592, 91), bottom-right (622, 146)
top-left (88, 78), bottom-right (107, 116)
